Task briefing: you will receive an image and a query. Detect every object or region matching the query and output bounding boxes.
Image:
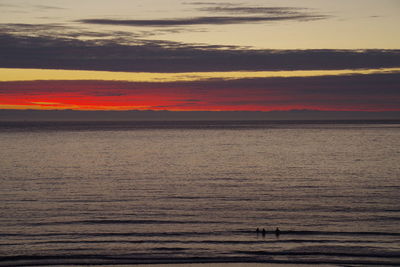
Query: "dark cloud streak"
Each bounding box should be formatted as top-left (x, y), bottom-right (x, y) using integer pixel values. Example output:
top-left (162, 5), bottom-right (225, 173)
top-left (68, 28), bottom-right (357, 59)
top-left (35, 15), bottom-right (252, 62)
top-left (33, 5), bottom-right (65, 10)
top-left (79, 2), bottom-right (327, 27)
top-left (79, 14), bottom-right (325, 27)
top-left (0, 19), bottom-right (399, 73)
top-left (198, 6), bottom-right (309, 15)
top-left (1, 73), bottom-right (398, 105)
top-left (1, 32), bottom-right (399, 72)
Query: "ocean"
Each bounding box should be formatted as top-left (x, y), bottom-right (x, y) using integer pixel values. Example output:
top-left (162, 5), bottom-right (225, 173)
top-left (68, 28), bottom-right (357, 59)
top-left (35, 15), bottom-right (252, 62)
top-left (0, 120), bottom-right (399, 266)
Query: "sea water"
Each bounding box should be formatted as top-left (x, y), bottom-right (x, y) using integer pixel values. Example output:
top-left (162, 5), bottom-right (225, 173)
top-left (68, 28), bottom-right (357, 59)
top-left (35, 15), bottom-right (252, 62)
top-left (0, 121), bottom-right (399, 266)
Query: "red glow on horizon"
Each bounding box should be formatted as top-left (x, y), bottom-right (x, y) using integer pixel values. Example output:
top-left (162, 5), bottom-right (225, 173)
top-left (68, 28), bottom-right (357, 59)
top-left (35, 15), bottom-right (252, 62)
top-left (0, 80), bottom-right (398, 112)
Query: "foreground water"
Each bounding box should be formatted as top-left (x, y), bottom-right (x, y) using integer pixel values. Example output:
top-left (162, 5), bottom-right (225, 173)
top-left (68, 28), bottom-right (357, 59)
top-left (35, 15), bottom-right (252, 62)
top-left (0, 121), bottom-right (399, 266)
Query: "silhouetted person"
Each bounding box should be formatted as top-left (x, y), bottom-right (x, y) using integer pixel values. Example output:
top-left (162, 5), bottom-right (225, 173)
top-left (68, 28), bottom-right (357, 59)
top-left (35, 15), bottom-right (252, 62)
top-left (256, 228), bottom-right (260, 234)
top-left (275, 227), bottom-right (281, 237)
top-left (262, 228), bottom-right (266, 236)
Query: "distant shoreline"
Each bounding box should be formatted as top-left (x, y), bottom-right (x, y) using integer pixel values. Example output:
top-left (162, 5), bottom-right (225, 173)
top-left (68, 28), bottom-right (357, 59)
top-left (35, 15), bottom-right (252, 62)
top-left (1, 119), bottom-right (399, 132)
top-left (1, 109), bottom-right (400, 122)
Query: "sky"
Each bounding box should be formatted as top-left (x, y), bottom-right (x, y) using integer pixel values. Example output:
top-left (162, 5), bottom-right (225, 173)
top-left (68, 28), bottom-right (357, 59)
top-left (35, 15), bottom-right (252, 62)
top-left (0, 0), bottom-right (399, 115)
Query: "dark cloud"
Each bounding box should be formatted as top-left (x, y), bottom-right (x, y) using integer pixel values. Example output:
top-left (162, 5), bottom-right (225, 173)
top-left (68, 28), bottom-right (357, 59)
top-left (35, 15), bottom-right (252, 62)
top-left (0, 73), bottom-right (399, 111)
top-left (0, 20), bottom-right (399, 73)
top-left (184, 2), bottom-right (327, 22)
top-left (1, 31), bottom-right (399, 72)
top-left (0, 23), bottom-right (205, 45)
top-left (183, 99), bottom-right (201, 102)
top-left (198, 6), bottom-right (308, 15)
top-left (86, 92), bottom-right (127, 97)
top-left (33, 5), bottom-right (65, 10)
top-left (183, 2), bottom-right (222, 5)
top-left (79, 13), bottom-right (325, 27)
top-left (1, 69), bottom-right (399, 117)
top-left (0, 23), bottom-right (68, 35)
top-left (79, 1), bottom-right (327, 27)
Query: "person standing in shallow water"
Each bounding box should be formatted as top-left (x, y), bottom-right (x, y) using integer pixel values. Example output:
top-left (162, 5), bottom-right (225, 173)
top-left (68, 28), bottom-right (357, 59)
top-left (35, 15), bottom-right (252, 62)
top-left (275, 227), bottom-right (280, 237)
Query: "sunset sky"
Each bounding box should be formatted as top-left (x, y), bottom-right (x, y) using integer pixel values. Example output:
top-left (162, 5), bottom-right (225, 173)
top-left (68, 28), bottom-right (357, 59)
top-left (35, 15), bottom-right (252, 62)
top-left (0, 0), bottom-right (399, 112)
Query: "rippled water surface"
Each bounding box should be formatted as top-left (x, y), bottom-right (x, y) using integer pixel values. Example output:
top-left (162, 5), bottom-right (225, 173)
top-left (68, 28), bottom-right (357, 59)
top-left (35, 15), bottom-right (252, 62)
top-left (0, 121), bottom-right (399, 266)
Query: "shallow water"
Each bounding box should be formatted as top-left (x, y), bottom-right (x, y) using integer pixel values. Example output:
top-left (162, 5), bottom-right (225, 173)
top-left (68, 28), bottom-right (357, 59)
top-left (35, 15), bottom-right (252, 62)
top-left (0, 121), bottom-right (399, 266)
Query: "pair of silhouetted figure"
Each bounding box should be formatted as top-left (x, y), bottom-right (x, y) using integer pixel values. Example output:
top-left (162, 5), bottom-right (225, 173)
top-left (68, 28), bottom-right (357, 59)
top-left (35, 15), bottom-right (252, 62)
top-left (256, 227), bottom-right (280, 237)
top-left (256, 228), bottom-right (266, 235)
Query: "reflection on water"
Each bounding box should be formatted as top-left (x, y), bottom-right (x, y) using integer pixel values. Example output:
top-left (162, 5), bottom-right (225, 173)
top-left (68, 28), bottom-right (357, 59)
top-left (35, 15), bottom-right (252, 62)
top-left (0, 121), bottom-right (399, 265)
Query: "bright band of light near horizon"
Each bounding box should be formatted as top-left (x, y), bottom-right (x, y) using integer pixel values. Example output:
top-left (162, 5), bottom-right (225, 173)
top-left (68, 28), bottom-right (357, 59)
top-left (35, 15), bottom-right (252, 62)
top-left (1, 68), bottom-right (400, 82)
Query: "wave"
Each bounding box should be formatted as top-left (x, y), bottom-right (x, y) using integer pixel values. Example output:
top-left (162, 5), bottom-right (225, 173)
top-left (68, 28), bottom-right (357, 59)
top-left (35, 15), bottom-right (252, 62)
top-left (236, 250), bottom-right (400, 258)
top-left (24, 219), bottom-right (223, 226)
top-left (5, 238), bottom-right (397, 247)
top-left (0, 231), bottom-right (227, 238)
top-left (2, 229), bottom-right (400, 238)
top-left (1, 253), bottom-right (399, 267)
top-left (239, 229), bottom-right (400, 237)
